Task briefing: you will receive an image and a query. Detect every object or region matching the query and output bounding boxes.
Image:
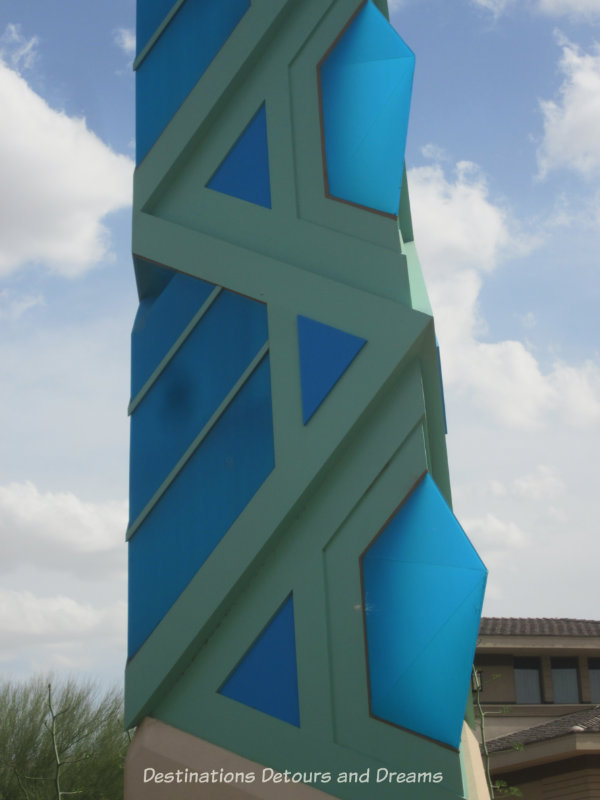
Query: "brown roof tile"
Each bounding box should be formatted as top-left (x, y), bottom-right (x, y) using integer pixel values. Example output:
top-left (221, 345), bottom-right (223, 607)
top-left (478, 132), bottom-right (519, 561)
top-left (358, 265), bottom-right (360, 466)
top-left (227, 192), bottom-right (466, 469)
top-left (479, 618), bottom-right (600, 637)
top-left (486, 706), bottom-right (600, 753)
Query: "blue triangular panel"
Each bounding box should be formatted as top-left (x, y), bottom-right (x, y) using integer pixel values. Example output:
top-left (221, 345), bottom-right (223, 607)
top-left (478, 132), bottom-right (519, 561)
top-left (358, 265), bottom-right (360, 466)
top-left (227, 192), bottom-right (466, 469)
top-left (207, 104), bottom-right (271, 208)
top-left (219, 596), bottom-right (300, 726)
top-left (297, 316), bottom-right (366, 424)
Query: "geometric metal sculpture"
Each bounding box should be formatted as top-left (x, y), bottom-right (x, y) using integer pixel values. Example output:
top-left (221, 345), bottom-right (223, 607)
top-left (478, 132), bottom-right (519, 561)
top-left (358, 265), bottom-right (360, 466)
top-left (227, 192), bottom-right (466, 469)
top-left (126, 1), bottom-right (489, 797)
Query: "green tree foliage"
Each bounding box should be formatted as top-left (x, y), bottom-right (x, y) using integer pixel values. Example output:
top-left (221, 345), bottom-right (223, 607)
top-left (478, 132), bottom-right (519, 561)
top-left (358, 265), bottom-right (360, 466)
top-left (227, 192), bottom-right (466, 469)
top-left (0, 676), bottom-right (129, 800)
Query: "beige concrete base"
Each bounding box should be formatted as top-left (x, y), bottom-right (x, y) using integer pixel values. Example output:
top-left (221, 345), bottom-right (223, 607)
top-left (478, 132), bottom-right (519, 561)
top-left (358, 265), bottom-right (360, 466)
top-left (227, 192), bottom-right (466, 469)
top-left (125, 717), bottom-right (335, 800)
top-left (125, 717), bottom-right (492, 800)
top-left (460, 724), bottom-right (492, 800)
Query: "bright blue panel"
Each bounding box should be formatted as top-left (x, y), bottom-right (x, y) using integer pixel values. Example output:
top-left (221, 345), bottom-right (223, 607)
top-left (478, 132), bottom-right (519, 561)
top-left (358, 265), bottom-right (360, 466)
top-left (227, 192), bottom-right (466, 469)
top-left (320, 1), bottom-right (415, 214)
top-left (363, 562), bottom-right (483, 703)
top-left (362, 473), bottom-right (487, 748)
top-left (220, 596), bottom-right (300, 726)
top-left (364, 474), bottom-right (484, 570)
top-left (136, 0), bottom-right (176, 54)
top-left (372, 580), bottom-right (486, 748)
top-left (207, 105), bottom-right (271, 208)
top-left (136, 0), bottom-right (251, 163)
top-left (129, 290), bottom-right (268, 522)
top-left (128, 357), bottom-right (274, 657)
top-left (131, 271), bottom-right (215, 397)
top-left (297, 316), bottom-right (366, 424)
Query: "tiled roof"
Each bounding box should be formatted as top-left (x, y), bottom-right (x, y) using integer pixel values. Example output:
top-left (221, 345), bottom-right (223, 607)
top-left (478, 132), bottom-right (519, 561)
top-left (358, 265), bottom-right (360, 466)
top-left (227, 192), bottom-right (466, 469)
top-left (479, 618), bottom-right (600, 637)
top-left (486, 706), bottom-right (600, 753)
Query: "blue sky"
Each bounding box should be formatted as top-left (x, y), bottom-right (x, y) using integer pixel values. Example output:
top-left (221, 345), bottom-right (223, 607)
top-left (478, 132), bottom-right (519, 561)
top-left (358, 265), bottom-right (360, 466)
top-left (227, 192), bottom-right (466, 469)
top-left (0, 0), bottom-right (599, 686)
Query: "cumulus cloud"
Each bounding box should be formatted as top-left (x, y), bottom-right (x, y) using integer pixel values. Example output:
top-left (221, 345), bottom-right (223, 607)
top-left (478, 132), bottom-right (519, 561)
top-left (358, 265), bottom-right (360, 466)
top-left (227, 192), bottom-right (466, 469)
top-left (408, 160), bottom-right (600, 431)
top-left (0, 589), bottom-right (125, 673)
top-left (0, 56), bottom-right (133, 277)
top-left (408, 156), bottom-right (600, 615)
top-left (538, 38), bottom-right (600, 179)
top-left (0, 481), bottom-right (126, 579)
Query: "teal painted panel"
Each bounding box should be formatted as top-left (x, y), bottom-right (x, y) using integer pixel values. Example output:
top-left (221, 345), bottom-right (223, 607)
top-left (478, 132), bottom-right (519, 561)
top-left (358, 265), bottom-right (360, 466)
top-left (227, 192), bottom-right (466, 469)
top-left (220, 595), bottom-right (300, 726)
top-left (128, 356), bottom-right (275, 657)
top-left (207, 104), bottom-right (272, 208)
top-left (361, 473), bottom-right (487, 749)
top-left (136, 0), bottom-right (251, 163)
top-left (297, 315), bottom-right (366, 424)
top-left (320, 1), bottom-right (415, 214)
top-left (129, 289), bottom-right (268, 523)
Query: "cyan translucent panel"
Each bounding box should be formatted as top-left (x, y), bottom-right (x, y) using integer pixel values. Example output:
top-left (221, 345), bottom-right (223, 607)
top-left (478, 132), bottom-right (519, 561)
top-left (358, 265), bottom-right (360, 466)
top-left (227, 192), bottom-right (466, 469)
top-left (136, 0), bottom-right (176, 54)
top-left (128, 356), bottom-right (275, 657)
top-left (362, 473), bottom-right (487, 749)
top-left (131, 271), bottom-right (215, 397)
top-left (129, 290), bottom-right (268, 523)
top-left (220, 596), bottom-right (300, 726)
top-left (297, 315), bottom-right (366, 424)
top-left (207, 105), bottom-right (271, 208)
top-left (136, 0), bottom-right (251, 163)
top-left (320, 1), bottom-right (415, 215)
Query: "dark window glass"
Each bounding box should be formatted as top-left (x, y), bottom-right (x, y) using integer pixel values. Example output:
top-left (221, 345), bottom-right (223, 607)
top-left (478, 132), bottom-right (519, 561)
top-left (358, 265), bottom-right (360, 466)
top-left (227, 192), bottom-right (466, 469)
top-left (589, 658), bottom-right (600, 703)
top-left (551, 658), bottom-right (580, 704)
top-left (514, 658), bottom-right (542, 704)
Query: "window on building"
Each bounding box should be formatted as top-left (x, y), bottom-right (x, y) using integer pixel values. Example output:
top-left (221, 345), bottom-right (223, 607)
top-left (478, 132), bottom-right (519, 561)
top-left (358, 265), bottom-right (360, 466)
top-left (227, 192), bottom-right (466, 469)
top-left (589, 658), bottom-right (600, 703)
top-left (514, 658), bottom-right (542, 703)
top-left (551, 658), bottom-right (580, 704)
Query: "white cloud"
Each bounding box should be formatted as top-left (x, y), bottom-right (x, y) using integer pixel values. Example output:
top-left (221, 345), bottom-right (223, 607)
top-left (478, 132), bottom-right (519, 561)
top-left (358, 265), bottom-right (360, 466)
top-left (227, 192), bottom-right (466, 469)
top-left (114, 28), bottom-right (136, 57)
top-left (538, 0), bottom-right (600, 18)
top-left (538, 38), bottom-right (600, 179)
top-left (0, 588), bottom-right (125, 673)
top-left (513, 465), bottom-right (566, 500)
top-left (408, 161), bottom-right (600, 432)
top-left (0, 24), bottom-right (39, 71)
top-left (471, 0), bottom-right (600, 17)
top-left (0, 57), bottom-right (133, 277)
top-left (0, 288), bottom-right (44, 320)
top-left (469, 0), bottom-right (514, 17)
top-left (420, 142), bottom-right (449, 162)
top-left (464, 514), bottom-right (529, 553)
top-left (0, 589), bottom-right (120, 639)
top-left (408, 158), bottom-right (600, 616)
top-left (0, 481), bottom-right (126, 578)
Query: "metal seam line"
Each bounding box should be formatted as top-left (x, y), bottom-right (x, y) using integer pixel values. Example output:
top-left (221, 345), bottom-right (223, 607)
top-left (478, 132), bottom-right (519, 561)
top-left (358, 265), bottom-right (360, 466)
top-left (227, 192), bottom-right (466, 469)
top-left (128, 286), bottom-right (222, 416)
top-left (133, 0), bottom-right (187, 71)
top-left (126, 340), bottom-right (271, 541)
